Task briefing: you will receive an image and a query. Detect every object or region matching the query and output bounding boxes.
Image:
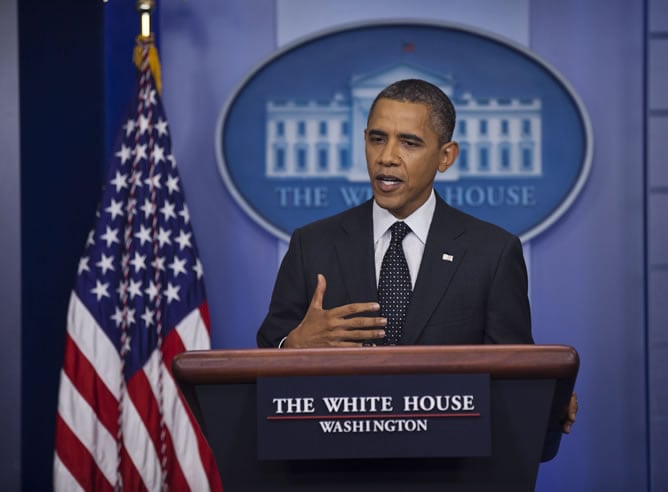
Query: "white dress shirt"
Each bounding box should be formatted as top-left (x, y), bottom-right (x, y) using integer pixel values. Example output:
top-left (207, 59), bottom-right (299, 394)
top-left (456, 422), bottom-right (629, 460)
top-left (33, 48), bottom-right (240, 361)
top-left (372, 190), bottom-right (436, 289)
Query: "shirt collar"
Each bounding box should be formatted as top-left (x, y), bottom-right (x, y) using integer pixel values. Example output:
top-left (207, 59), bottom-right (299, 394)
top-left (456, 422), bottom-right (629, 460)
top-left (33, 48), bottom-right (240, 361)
top-left (372, 189), bottom-right (436, 244)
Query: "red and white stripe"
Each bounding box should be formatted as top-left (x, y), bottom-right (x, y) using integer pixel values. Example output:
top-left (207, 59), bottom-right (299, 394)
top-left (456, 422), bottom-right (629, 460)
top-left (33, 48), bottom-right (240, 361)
top-left (54, 293), bottom-right (223, 491)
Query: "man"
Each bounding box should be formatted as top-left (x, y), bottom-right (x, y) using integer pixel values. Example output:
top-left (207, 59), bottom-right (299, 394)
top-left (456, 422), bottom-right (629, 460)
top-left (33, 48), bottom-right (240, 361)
top-left (257, 78), bottom-right (532, 349)
top-left (256, 78), bottom-right (577, 432)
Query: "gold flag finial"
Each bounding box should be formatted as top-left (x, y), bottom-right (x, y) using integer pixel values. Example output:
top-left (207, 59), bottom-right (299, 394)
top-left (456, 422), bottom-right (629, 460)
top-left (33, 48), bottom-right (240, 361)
top-left (137, 0), bottom-right (155, 39)
top-left (133, 0), bottom-right (161, 93)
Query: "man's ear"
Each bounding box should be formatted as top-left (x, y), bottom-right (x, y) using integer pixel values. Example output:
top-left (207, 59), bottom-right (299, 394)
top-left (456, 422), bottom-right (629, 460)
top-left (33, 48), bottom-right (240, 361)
top-left (438, 141), bottom-right (460, 173)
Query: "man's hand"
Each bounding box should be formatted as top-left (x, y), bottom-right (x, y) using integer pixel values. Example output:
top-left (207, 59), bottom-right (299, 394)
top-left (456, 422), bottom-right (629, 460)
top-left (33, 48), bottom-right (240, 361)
top-left (283, 274), bottom-right (387, 348)
top-left (562, 392), bottom-right (578, 434)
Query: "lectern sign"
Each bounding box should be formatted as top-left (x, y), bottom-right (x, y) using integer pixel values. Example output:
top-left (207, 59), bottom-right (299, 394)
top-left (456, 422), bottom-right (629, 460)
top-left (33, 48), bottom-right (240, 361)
top-left (256, 373), bottom-right (490, 460)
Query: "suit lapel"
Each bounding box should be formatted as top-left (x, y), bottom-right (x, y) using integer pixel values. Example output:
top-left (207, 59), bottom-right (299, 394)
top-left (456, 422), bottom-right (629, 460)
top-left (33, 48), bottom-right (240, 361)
top-left (335, 201), bottom-right (378, 304)
top-left (401, 197), bottom-right (468, 345)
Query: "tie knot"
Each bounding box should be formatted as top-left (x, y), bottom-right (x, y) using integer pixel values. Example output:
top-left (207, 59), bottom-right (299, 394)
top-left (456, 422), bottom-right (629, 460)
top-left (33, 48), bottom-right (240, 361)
top-left (390, 221), bottom-right (410, 244)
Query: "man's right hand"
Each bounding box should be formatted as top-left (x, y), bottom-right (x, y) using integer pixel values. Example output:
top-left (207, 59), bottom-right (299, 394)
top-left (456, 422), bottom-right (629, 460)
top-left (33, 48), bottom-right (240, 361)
top-left (283, 274), bottom-right (387, 348)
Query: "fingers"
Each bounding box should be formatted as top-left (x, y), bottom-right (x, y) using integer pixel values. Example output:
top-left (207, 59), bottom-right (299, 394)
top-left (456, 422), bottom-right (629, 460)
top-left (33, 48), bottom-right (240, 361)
top-left (309, 273), bottom-right (327, 310)
top-left (328, 307), bottom-right (386, 337)
top-left (302, 275), bottom-right (385, 346)
top-left (309, 275), bottom-right (380, 318)
top-left (330, 301), bottom-right (381, 318)
top-left (332, 326), bottom-right (386, 341)
top-left (332, 340), bottom-right (377, 348)
top-left (562, 393), bottom-right (578, 434)
top-left (569, 393), bottom-right (578, 421)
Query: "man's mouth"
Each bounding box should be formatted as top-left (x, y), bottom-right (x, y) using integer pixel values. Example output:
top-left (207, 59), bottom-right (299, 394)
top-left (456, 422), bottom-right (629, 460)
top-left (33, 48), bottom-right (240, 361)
top-left (375, 175), bottom-right (403, 192)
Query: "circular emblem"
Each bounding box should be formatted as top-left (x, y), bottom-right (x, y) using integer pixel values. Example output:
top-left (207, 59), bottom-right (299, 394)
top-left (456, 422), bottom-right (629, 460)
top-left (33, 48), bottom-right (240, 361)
top-left (216, 21), bottom-right (592, 242)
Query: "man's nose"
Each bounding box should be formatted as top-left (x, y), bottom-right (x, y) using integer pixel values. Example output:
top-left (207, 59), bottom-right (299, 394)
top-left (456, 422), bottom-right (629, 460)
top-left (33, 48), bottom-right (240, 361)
top-left (378, 139), bottom-right (399, 165)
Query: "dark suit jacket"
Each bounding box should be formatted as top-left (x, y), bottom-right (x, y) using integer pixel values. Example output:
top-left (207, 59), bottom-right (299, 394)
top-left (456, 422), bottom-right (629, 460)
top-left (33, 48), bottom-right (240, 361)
top-left (257, 193), bottom-right (533, 347)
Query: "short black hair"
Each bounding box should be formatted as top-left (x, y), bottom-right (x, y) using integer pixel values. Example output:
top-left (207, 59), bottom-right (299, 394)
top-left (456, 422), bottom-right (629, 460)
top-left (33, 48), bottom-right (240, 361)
top-left (368, 79), bottom-right (456, 145)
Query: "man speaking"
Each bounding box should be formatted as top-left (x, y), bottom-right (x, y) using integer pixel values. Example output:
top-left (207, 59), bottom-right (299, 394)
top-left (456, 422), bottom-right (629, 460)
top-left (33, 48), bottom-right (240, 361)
top-left (257, 78), bottom-right (533, 350)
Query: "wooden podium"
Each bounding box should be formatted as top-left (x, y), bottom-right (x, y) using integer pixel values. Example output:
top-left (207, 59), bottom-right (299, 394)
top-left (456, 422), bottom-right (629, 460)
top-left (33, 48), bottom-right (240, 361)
top-left (173, 345), bottom-right (578, 492)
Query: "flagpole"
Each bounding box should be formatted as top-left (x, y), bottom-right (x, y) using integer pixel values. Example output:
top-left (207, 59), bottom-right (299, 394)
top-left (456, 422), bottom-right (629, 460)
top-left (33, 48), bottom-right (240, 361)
top-left (137, 0), bottom-right (154, 38)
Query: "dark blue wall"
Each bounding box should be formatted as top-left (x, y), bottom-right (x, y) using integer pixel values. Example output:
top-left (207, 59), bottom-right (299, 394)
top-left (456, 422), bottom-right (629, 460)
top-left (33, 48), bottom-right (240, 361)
top-left (19, 1), bottom-right (103, 490)
top-left (18, 1), bottom-right (160, 488)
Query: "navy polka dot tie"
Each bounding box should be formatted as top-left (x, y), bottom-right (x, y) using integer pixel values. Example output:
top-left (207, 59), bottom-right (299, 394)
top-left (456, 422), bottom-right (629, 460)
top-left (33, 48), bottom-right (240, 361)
top-left (378, 221), bottom-right (412, 345)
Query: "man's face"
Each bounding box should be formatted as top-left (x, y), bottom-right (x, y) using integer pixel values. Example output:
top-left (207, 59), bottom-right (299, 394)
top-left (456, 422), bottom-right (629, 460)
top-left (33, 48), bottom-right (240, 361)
top-left (365, 98), bottom-right (458, 219)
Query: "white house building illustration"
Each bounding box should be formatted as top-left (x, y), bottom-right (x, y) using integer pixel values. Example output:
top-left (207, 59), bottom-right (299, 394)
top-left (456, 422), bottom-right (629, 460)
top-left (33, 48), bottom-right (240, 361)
top-left (265, 64), bottom-right (542, 181)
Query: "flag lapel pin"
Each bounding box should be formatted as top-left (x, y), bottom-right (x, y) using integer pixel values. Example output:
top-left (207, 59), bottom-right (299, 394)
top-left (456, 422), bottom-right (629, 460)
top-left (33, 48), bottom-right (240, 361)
top-left (441, 253), bottom-right (454, 262)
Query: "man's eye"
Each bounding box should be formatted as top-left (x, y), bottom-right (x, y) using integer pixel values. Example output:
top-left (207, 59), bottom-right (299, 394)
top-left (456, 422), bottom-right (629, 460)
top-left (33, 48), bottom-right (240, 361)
top-left (403, 140), bottom-right (419, 147)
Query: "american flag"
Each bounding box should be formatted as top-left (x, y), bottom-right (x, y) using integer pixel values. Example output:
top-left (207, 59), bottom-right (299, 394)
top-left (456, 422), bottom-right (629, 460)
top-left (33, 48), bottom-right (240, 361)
top-left (53, 39), bottom-right (223, 491)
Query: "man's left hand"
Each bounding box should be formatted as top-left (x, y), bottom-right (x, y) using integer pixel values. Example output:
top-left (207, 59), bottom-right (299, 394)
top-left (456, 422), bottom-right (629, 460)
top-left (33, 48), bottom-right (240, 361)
top-left (563, 392), bottom-right (578, 434)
